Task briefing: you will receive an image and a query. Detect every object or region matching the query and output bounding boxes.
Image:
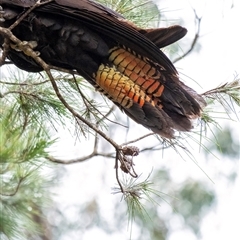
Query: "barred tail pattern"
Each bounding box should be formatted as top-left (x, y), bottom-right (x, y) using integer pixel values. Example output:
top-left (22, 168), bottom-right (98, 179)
top-left (92, 46), bottom-right (204, 138)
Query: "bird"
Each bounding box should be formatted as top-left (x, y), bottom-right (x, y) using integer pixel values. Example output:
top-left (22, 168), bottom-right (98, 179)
top-left (0, 0), bottom-right (206, 138)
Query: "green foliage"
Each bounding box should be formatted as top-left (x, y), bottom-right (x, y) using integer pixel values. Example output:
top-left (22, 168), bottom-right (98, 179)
top-left (1, 71), bottom-right (68, 127)
top-left (204, 79), bottom-right (240, 107)
top-left (109, 170), bottom-right (215, 240)
top-left (98, 0), bottom-right (161, 28)
top-left (175, 181), bottom-right (215, 235)
top-left (0, 75), bottom-right (57, 239)
top-left (120, 174), bottom-right (169, 240)
top-left (206, 127), bottom-right (239, 158)
top-left (200, 78), bottom-right (240, 158)
top-left (0, 65), bottom-right (111, 238)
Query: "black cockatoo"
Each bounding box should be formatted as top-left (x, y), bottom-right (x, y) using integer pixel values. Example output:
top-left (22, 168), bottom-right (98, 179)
top-left (0, 0), bottom-right (205, 138)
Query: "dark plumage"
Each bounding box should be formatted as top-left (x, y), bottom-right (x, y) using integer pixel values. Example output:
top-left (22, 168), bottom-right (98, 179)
top-left (0, 0), bottom-right (205, 138)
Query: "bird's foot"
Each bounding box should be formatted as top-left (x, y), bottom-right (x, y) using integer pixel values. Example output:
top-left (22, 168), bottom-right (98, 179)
top-left (10, 40), bottom-right (40, 56)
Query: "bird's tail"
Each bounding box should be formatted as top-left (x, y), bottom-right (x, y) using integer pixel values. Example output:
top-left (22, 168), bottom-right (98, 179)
top-left (93, 45), bottom-right (205, 138)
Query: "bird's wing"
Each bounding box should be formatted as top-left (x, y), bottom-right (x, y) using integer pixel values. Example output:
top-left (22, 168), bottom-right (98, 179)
top-left (0, 0), bottom-right (205, 138)
top-left (24, 0), bottom-right (180, 73)
top-left (1, 0), bottom-right (187, 73)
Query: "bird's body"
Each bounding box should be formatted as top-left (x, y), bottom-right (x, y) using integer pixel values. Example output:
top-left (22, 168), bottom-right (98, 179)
top-left (0, 0), bottom-right (205, 138)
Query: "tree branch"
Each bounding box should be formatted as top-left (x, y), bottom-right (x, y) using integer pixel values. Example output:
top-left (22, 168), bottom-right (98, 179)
top-left (46, 152), bottom-right (115, 164)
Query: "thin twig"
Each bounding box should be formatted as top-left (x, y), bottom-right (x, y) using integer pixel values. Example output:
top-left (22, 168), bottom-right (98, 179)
top-left (46, 152), bottom-right (114, 164)
top-left (173, 8), bottom-right (202, 63)
top-left (0, 178), bottom-right (24, 196)
top-left (73, 76), bottom-right (125, 127)
top-left (96, 105), bottom-right (115, 124)
top-left (121, 133), bottom-right (156, 146)
top-left (115, 150), bottom-right (124, 193)
top-left (0, 79), bottom-right (49, 86)
top-left (8, 0), bottom-right (54, 31)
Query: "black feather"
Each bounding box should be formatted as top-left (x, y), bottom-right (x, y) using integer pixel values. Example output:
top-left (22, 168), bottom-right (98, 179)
top-left (0, 0), bottom-right (206, 138)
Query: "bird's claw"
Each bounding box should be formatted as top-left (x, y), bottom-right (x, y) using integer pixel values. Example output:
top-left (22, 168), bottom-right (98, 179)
top-left (10, 41), bottom-right (39, 56)
top-left (22, 41), bottom-right (38, 49)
